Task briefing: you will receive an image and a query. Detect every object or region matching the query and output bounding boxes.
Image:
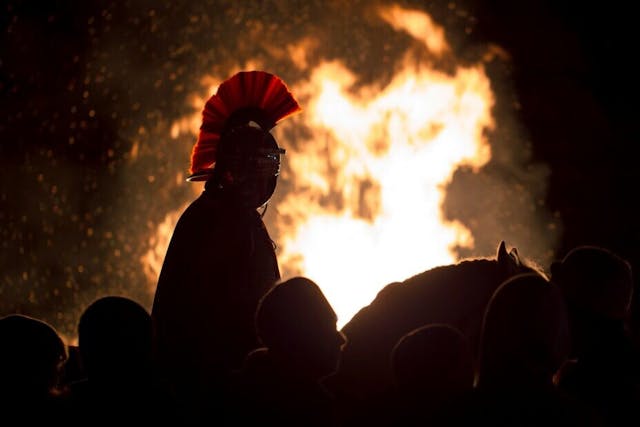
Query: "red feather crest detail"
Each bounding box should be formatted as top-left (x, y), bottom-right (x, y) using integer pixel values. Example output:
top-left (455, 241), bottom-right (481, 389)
top-left (189, 71), bottom-right (301, 175)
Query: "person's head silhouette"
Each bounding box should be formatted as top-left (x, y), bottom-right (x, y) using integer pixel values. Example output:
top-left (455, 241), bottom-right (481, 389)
top-left (391, 323), bottom-right (474, 400)
top-left (477, 272), bottom-right (570, 389)
top-left (255, 276), bottom-right (347, 381)
top-left (0, 314), bottom-right (67, 398)
top-left (78, 296), bottom-right (152, 383)
top-left (551, 246), bottom-right (634, 361)
top-left (551, 245), bottom-right (633, 321)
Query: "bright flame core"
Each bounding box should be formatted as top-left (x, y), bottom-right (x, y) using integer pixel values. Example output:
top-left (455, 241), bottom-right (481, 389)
top-left (147, 6), bottom-right (496, 328)
top-left (279, 59), bottom-right (493, 327)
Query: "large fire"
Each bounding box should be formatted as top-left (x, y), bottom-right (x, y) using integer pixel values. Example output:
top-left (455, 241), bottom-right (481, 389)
top-left (143, 5), bottom-right (495, 327)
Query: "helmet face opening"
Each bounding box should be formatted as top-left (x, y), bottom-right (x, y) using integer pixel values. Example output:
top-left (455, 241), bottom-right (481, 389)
top-left (214, 125), bottom-right (285, 209)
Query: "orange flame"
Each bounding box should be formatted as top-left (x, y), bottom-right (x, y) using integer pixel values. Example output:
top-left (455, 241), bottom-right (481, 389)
top-left (141, 208), bottom-right (185, 287)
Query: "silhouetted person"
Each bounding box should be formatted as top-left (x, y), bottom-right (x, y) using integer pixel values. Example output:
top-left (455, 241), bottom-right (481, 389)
top-left (392, 323), bottom-right (474, 426)
top-left (151, 71), bottom-right (301, 420)
top-left (67, 296), bottom-right (179, 425)
top-left (223, 276), bottom-right (347, 427)
top-left (467, 272), bottom-right (593, 426)
top-left (552, 246), bottom-right (640, 426)
top-left (0, 313), bottom-right (68, 424)
top-left (353, 323), bottom-right (475, 427)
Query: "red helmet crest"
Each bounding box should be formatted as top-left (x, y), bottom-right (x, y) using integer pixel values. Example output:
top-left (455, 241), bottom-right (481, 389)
top-left (188, 71), bottom-right (301, 179)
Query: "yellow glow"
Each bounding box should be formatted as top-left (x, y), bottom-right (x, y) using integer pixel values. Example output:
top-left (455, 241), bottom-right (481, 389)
top-left (141, 208), bottom-right (183, 289)
top-left (279, 56), bottom-right (493, 327)
top-left (378, 4), bottom-right (448, 55)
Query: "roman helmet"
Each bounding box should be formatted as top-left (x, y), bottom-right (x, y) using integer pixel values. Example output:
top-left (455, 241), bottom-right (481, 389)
top-left (187, 71), bottom-right (301, 209)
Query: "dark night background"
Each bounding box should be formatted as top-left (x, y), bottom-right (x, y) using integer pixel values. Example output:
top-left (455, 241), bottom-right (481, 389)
top-left (1, 0), bottom-right (638, 340)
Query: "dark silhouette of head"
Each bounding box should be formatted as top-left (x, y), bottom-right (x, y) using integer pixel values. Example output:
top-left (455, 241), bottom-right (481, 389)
top-left (255, 276), bottom-right (347, 381)
top-left (78, 296), bottom-right (152, 383)
top-left (551, 246), bottom-right (633, 321)
top-left (209, 121), bottom-right (284, 209)
top-left (391, 323), bottom-right (474, 401)
top-left (477, 273), bottom-right (570, 390)
top-left (551, 246), bottom-right (633, 359)
top-left (0, 314), bottom-right (66, 398)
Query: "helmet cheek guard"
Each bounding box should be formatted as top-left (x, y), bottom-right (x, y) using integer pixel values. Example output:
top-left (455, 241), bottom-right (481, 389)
top-left (215, 125), bottom-right (286, 209)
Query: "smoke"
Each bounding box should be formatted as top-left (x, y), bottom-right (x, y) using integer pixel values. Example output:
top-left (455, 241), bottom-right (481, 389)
top-left (442, 50), bottom-right (561, 267)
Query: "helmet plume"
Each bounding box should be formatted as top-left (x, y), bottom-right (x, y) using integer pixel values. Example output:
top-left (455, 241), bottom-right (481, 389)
top-left (189, 71), bottom-right (301, 175)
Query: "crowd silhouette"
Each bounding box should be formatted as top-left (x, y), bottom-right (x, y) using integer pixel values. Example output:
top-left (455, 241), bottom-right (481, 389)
top-left (3, 70), bottom-right (640, 426)
top-left (3, 240), bottom-right (638, 426)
